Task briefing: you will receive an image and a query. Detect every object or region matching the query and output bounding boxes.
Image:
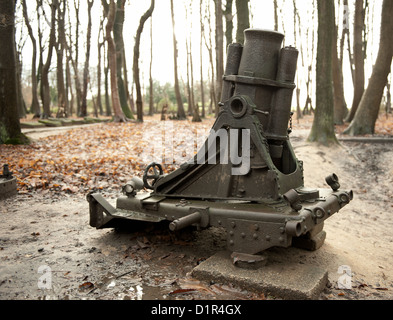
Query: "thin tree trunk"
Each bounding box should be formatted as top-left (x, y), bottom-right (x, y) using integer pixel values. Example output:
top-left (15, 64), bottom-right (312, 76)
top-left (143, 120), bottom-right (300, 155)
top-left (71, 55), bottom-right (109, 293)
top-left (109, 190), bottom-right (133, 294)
top-left (346, 0), bottom-right (365, 122)
top-left (73, 0), bottom-right (81, 116)
top-left (41, 0), bottom-right (58, 119)
top-left (224, 0), bottom-right (233, 47)
top-left (332, 1), bottom-right (348, 125)
top-left (114, 0), bottom-right (133, 119)
top-left (80, 0), bottom-right (93, 117)
top-left (148, 16), bottom-right (154, 116)
top-left (66, 56), bottom-right (74, 116)
top-left (200, 0), bottom-right (206, 118)
top-left (273, 0), bottom-right (279, 31)
top-left (133, 0), bottom-right (155, 122)
top-left (22, 0), bottom-right (40, 118)
top-left (170, 0), bottom-right (186, 119)
top-left (215, 0), bottom-right (224, 116)
top-left (344, 0), bottom-right (393, 135)
top-left (104, 0), bottom-right (126, 122)
top-left (104, 54), bottom-right (112, 116)
top-left (56, 0), bottom-right (67, 118)
top-left (235, 0), bottom-right (250, 44)
top-left (386, 71), bottom-right (392, 114)
top-left (97, 17), bottom-right (104, 116)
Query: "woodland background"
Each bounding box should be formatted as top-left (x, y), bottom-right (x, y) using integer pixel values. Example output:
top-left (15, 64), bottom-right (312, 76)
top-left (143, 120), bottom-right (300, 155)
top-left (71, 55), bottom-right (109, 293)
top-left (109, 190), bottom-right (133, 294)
top-left (0, 0), bottom-right (392, 146)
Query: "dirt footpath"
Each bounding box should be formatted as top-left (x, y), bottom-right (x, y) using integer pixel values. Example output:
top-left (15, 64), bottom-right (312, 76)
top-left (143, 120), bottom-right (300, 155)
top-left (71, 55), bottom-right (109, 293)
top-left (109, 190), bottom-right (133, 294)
top-left (0, 127), bottom-right (392, 300)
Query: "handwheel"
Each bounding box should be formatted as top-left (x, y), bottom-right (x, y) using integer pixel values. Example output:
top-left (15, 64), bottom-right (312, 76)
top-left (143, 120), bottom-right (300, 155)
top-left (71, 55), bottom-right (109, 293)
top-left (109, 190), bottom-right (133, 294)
top-left (143, 162), bottom-right (163, 190)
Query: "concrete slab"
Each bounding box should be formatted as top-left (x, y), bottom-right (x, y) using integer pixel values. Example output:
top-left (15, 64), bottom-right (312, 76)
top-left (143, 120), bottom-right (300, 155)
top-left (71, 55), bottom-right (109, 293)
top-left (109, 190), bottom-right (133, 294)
top-left (191, 251), bottom-right (328, 300)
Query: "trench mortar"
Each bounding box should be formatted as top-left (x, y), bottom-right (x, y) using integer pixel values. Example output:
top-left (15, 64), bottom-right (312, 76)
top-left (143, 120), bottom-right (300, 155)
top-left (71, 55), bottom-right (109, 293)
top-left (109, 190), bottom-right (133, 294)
top-left (87, 29), bottom-right (353, 260)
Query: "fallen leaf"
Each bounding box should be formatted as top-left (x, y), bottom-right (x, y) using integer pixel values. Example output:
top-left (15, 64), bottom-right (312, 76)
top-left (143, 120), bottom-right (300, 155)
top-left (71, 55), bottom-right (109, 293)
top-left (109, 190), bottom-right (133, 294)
top-left (79, 282), bottom-right (94, 291)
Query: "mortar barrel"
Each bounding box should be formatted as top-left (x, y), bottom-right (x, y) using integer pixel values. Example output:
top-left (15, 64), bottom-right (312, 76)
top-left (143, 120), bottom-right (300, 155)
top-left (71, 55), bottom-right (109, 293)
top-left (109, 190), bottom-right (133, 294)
top-left (237, 29), bottom-right (284, 80)
top-left (266, 46), bottom-right (299, 141)
top-left (221, 43), bottom-right (243, 103)
top-left (236, 29), bottom-right (284, 126)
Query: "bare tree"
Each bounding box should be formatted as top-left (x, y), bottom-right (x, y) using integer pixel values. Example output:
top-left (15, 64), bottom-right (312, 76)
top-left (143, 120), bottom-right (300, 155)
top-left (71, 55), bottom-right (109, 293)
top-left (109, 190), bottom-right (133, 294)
top-left (170, 0), bottom-right (186, 120)
top-left (214, 0), bottom-right (224, 116)
top-left (235, 0), bottom-right (250, 44)
top-left (346, 0), bottom-right (366, 122)
top-left (103, 0), bottom-right (126, 122)
top-left (344, 0), bottom-right (393, 135)
top-left (97, 17), bottom-right (105, 116)
top-left (332, 0), bottom-right (348, 124)
top-left (133, 0), bottom-right (155, 122)
top-left (0, 0), bottom-right (27, 144)
top-left (148, 16), bottom-right (154, 116)
top-left (73, 0), bottom-right (82, 115)
top-left (41, 0), bottom-right (58, 119)
top-left (56, 0), bottom-right (67, 118)
top-left (224, 0), bottom-right (233, 47)
top-left (200, 0), bottom-right (206, 118)
top-left (308, 0), bottom-right (338, 146)
top-left (80, 0), bottom-right (94, 117)
top-left (114, 0), bottom-right (133, 119)
top-left (184, 1), bottom-right (201, 122)
top-left (273, 0), bottom-right (279, 31)
top-left (203, 1), bottom-right (217, 115)
top-left (22, 0), bottom-right (40, 118)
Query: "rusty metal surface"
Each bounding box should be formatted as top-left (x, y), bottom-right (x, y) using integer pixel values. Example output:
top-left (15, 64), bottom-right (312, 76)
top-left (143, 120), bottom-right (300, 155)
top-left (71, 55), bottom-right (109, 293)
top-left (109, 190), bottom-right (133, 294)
top-left (88, 29), bottom-right (353, 258)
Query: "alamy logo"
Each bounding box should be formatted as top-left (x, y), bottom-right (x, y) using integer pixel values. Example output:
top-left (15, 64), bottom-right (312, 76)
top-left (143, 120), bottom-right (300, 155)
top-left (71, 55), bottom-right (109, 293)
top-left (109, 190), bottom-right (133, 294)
top-left (337, 265), bottom-right (352, 289)
top-left (142, 122), bottom-right (251, 176)
top-left (37, 265), bottom-right (52, 290)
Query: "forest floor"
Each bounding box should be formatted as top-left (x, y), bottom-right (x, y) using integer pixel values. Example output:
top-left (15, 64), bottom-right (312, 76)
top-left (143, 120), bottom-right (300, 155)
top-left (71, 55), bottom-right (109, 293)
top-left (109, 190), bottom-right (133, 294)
top-left (0, 113), bottom-right (393, 301)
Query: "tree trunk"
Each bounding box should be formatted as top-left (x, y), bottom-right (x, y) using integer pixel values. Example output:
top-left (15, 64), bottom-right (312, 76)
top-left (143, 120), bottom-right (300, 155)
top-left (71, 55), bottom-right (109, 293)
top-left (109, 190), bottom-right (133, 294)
top-left (170, 0), bottom-right (186, 120)
top-left (148, 16), bottom-right (154, 116)
top-left (80, 0), bottom-right (93, 117)
top-left (273, 0), bottom-right (278, 31)
top-left (215, 0), bottom-right (224, 116)
top-left (332, 1), bottom-right (348, 125)
top-left (97, 18), bottom-right (104, 116)
top-left (224, 0), bottom-right (233, 47)
top-left (0, 0), bottom-right (27, 144)
top-left (104, 42), bottom-right (112, 116)
top-left (66, 56), bottom-right (74, 116)
top-left (73, 0), bottom-right (82, 116)
top-left (22, 0), bottom-right (40, 118)
top-left (200, 0), bottom-right (206, 118)
top-left (114, 0), bottom-right (133, 119)
top-left (235, 0), bottom-right (250, 44)
top-left (133, 0), bottom-right (155, 122)
top-left (41, 0), bottom-right (58, 119)
top-left (344, 0), bottom-right (393, 136)
top-left (346, 0), bottom-right (365, 122)
top-left (308, 0), bottom-right (338, 146)
top-left (104, 0), bottom-right (126, 122)
top-left (386, 72), bottom-right (392, 114)
top-left (56, 0), bottom-right (67, 118)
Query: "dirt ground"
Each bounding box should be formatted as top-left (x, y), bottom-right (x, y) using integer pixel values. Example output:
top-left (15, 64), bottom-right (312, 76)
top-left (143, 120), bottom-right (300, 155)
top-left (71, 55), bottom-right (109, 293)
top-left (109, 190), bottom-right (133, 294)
top-left (0, 117), bottom-right (392, 300)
